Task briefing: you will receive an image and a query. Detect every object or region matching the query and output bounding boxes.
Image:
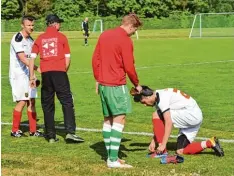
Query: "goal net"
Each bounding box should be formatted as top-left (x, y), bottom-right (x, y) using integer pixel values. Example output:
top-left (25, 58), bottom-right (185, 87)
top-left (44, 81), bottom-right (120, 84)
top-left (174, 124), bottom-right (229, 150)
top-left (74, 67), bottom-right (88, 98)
top-left (189, 12), bottom-right (234, 38)
top-left (92, 19), bottom-right (103, 33)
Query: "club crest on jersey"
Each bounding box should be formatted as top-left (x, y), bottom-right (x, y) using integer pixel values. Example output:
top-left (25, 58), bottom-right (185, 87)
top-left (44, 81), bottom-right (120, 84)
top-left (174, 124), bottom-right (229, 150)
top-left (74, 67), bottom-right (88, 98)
top-left (25, 93), bottom-right (29, 97)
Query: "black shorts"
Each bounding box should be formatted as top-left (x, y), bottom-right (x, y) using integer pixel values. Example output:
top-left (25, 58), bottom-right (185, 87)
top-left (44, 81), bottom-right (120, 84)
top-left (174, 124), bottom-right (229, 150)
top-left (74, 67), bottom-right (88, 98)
top-left (84, 31), bottom-right (89, 37)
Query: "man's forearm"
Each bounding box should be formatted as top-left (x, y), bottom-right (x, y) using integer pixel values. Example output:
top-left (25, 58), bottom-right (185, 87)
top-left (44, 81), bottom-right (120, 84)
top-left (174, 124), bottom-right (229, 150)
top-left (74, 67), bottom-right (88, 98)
top-left (29, 59), bottom-right (35, 79)
top-left (65, 58), bottom-right (71, 71)
top-left (162, 112), bottom-right (173, 146)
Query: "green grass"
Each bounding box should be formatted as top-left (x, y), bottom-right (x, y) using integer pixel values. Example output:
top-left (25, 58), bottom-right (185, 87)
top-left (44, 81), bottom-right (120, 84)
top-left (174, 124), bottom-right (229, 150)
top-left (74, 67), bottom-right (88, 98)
top-left (1, 29), bottom-right (234, 175)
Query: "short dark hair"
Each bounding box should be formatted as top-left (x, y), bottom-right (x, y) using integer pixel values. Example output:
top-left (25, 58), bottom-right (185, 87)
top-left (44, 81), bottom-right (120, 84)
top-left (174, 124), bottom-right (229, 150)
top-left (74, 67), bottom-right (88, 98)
top-left (131, 85), bottom-right (154, 102)
top-left (21, 15), bottom-right (36, 24)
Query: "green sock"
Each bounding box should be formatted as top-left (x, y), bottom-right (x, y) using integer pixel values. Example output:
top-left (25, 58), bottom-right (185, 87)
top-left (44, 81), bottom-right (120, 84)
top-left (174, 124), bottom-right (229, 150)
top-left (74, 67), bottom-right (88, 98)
top-left (109, 122), bottom-right (124, 162)
top-left (102, 123), bottom-right (112, 158)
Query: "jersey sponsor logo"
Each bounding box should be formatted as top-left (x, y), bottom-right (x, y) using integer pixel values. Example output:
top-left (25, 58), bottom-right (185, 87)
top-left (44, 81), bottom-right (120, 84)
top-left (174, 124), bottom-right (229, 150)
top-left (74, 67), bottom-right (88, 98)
top-left (42, 38), bottom-right (58, 58)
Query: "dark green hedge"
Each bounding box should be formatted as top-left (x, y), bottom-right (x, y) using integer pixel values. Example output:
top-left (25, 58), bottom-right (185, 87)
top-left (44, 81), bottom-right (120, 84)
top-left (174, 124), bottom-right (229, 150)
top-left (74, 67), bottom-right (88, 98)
top-left (2, 14), bottom-right (233, 32)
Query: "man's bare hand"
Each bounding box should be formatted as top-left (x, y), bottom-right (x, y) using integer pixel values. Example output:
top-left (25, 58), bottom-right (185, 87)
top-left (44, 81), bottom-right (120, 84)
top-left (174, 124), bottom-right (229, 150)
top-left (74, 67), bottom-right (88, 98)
top-left (30, 79), bottom-right (36, 88)
top-left (135, 85), bottom-right (142, 93)
top-left (157, 143), bottom-right (166, 153)
top-left (148, 138), bottom-right (156, 152)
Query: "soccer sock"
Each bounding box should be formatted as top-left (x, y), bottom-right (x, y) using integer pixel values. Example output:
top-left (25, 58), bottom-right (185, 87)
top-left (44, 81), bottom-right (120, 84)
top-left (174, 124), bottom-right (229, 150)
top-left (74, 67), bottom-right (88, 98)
top-left (152, 118), bottom-right (165, 143)
top-left (109, 122), bottom-right (124, 162)
top-left (85, 38), bottom-right (87, 44)
top-left (102, 123), bottom-right (112, 158)
top-left (27, 111), bottom-right (37, 133)
top-left (12, 109), bottom-right (22, 132)
top-left (183, 142), bottom-right (205, 154)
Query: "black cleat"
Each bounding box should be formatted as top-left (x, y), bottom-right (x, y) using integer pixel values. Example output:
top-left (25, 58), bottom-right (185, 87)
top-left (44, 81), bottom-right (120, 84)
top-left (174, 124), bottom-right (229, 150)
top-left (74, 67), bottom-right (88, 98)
top-left (209, 137), bottom-right (224, 157)
top-left (65, 133), bottom-right (84, 143)
top-left (11, 130), bottom-right (24, 137)
top-left (29, 130), bottom-right (44, 137)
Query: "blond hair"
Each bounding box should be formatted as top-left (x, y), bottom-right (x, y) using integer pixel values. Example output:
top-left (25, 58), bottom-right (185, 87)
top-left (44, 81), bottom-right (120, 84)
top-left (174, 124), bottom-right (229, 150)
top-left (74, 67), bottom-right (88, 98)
top-left (122, 13), bottom-right (142, 27)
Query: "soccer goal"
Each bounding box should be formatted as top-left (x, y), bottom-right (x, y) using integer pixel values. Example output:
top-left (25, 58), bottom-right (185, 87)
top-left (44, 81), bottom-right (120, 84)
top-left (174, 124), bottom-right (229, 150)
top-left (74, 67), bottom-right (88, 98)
top-left (92, 19), bottom-right (103, 33)
top-left (189, 12), bottom-right (234, 38)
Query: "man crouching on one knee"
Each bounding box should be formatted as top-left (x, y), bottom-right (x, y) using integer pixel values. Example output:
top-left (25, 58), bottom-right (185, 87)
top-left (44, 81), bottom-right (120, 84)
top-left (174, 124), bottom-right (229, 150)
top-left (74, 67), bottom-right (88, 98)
top-left (130, 86), bottom-right (224, 157)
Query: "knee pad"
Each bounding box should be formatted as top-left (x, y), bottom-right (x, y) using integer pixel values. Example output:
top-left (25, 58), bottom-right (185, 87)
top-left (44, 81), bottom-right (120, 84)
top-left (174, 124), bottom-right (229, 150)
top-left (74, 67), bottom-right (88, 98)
top-left (177, 134), bottom-right (190, 150)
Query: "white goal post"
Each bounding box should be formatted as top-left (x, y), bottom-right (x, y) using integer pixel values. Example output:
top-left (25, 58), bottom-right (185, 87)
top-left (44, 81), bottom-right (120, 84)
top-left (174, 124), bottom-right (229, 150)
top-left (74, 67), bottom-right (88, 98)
top-left (92, 19), bottom-right (139, 39)
top-left (189, 12), bottom-right (234, 38)
top-left (92, 19), bottom-right (103, 33)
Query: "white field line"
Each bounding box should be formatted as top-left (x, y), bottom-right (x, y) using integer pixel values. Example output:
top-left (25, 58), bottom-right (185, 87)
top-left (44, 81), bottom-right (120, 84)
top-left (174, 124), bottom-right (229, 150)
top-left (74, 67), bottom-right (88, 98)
top-left (2, 59), bottom-right (234, 78)
top-left (1, 122), bottom-right (234, 143)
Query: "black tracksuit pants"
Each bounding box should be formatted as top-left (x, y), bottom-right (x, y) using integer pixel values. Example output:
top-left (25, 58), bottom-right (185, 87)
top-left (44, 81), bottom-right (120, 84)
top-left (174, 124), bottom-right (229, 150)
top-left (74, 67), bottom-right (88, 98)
top-left (41, 71), bottom-right (76, 139)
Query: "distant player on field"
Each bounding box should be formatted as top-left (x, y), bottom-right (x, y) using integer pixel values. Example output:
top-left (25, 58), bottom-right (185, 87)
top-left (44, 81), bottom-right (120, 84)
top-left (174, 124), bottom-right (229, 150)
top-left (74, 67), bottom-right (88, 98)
top-left (9, 15), bottom-right (43, 137)
top-left (131, 86), bottom-right (224, 157)
top-left (81, 17), bottom-right (90, 46)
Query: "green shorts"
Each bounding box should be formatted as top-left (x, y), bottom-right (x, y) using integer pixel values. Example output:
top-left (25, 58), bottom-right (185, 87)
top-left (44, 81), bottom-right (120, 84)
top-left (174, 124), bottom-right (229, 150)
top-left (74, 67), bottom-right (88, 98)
top-left (98, 84), bottom-right (132, 117)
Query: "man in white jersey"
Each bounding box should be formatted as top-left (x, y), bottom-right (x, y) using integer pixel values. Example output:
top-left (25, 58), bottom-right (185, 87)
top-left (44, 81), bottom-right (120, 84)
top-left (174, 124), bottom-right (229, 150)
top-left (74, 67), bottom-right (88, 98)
top-left (9, 15), bottom-right (43, 137)
top-left (130, 86), bottom-right (224, 157)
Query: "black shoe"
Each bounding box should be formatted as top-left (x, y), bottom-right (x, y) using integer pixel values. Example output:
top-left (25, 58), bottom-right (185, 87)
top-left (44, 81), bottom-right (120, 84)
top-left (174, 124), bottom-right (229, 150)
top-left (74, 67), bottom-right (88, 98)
top-left (209, 137), bottom-right (224, 157)
top-left (48, 138), bottom-right (59, 143)
top-left (65, 133), bottom-right (84, 143)
top-left (29, 130), bottom-right (44, 137)
top-left (11, 130), bottom-right (24, 137)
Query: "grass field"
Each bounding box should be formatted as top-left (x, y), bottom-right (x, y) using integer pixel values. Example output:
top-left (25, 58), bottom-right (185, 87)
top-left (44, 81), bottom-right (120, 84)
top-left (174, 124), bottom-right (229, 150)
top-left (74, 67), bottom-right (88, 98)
top-left (1, 30), bottom-right (234, 176)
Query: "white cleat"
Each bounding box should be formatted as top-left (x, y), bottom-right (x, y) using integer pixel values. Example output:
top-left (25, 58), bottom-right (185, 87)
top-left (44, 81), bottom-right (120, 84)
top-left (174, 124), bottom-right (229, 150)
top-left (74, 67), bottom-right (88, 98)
top-left (107, 160), bottom-right (133, 168)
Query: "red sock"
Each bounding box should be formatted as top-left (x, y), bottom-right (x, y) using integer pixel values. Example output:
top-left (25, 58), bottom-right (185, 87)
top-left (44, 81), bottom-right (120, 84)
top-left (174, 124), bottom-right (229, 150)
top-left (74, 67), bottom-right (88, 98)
top-left (206, 140), bottom-right (212, 148)
top-left (152, 118), bottom-right (165, 143)
top-left (27, 111), bottom-right (37, 133)
top-left (12, 110), bottom-right (22, 132)
top-left (183, 142), bottom-right (204, 154)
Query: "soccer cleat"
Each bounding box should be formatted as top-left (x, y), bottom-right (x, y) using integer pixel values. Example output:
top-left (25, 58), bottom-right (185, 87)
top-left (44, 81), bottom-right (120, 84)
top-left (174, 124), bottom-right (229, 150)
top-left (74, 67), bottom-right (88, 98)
top-left (49, 138), bottom-right (59, 143)
top-left (11, 130), bottom-right (24, 137)
top-left (209, 137), bottom-right (224, 157)
top-left (147, 151), bottom-right (168, 158)
top-left (160, 155), bottom-right (184, 164)
top-left (65, 133), bottom-right (84, 143)
top-left (29, 130), bottom-right (44, 137)
top-left (107, 160), bottom-right (133, 168)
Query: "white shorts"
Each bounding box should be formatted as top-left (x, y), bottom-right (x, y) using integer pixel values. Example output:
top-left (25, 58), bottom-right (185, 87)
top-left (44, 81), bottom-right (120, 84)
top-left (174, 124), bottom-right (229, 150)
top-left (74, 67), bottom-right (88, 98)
top-left (178, 124), bottom-right (201, 142)
top-left (10, 74), bottom-right (37, 102)
top-left (170, 103), bottom-right (203, 142)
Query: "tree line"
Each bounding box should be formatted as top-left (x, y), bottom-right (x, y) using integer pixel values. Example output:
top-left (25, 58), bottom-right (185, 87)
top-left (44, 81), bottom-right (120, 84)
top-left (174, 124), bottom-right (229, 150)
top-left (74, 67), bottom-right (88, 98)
top-left (1, 0), bottom-right (234, 20)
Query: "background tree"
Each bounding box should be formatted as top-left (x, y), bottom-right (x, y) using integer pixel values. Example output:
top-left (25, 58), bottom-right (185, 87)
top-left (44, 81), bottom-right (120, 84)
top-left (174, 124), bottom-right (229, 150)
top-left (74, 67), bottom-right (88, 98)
top-left (26, 0), bottom-right (52, 19)
top-left (1, 0), bottom-right (21, 19)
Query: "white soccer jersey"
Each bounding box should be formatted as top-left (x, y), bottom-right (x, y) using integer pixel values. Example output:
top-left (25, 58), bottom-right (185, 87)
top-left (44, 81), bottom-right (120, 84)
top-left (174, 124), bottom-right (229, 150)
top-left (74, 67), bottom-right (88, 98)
top-left (155, 88), bottom-right (196, 113)
top-left (9, 32), bottom-right (37, 102)
top-left (9, 32), bottom-right (34, 78)
top-left (155, 88), bottom-right (203, 132)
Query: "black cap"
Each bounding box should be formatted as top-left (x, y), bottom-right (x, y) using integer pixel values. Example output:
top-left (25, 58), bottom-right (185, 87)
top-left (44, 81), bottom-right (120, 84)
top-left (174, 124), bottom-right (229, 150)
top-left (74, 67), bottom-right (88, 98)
top-left (46, 14), bottom-right (64, 25)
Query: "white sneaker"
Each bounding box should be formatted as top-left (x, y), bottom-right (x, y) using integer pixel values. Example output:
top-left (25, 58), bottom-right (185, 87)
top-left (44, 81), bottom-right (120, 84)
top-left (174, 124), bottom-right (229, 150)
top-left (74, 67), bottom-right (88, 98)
top-left (107, 160), bottom-right (133, 168)
top-left (107, 158), bottom-right (125, 165)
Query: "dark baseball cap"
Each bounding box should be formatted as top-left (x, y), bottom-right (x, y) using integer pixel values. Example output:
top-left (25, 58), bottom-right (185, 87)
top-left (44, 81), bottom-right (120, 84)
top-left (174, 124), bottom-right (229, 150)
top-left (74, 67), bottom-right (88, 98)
top-left (46, 14), bottom-right (64, 24)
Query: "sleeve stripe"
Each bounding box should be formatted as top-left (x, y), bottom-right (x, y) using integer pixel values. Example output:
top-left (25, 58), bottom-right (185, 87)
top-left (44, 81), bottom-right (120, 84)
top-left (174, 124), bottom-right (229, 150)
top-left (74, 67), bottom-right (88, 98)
top-left (162, 108), bottom-right (170, 114)
top-left (30, 53), bottom-right (37, 58)
top-left (65, 54), bottom-right (70, 58)
top-left (16, 51), bottom-right (24, 54)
